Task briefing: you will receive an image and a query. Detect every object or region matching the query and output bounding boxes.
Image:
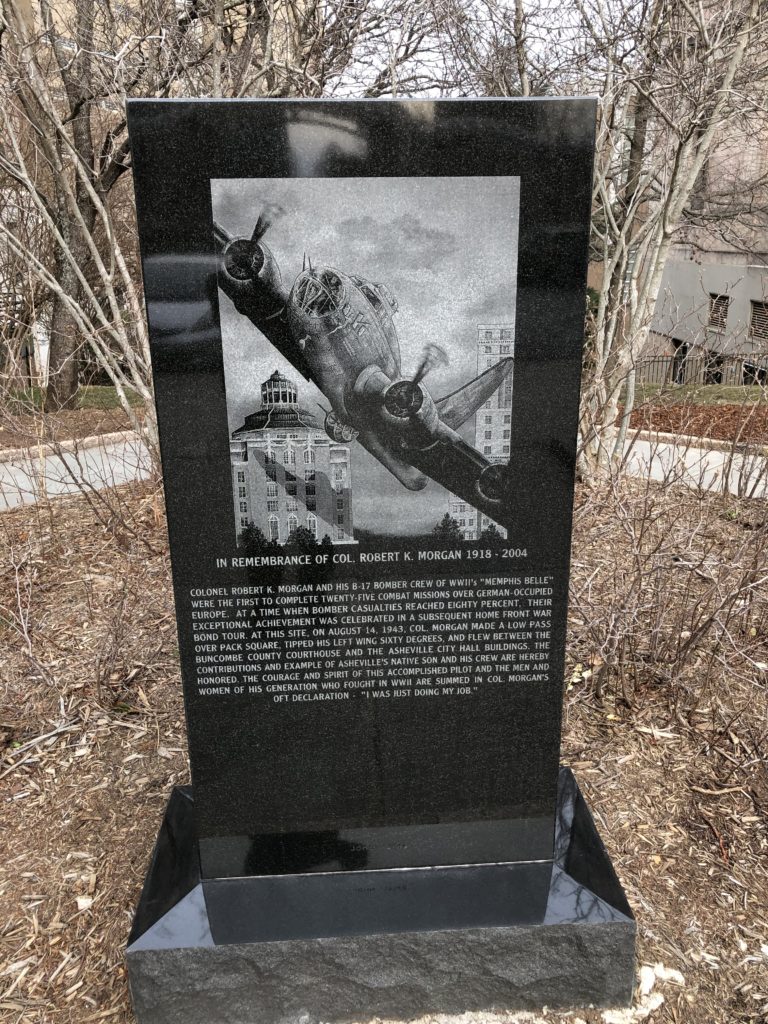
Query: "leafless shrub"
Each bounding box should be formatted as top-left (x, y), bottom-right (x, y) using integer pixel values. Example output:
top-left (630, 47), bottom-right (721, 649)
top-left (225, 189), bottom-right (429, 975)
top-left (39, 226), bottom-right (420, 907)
top-left (569, 448), bottom-right (768, 724)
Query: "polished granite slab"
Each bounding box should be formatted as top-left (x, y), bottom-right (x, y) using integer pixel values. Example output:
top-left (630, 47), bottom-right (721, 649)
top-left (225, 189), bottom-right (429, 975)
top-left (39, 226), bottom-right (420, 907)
top-left (126, 769), bottom-right (635, 1022)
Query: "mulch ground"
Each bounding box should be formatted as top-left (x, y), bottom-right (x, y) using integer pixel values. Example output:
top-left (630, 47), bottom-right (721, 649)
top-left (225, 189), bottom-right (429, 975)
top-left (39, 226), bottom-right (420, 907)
top-left (0, 409), bottom-right (137, 452)
top-left (630, 403), bottom-right (768, 446)
top-left (1, 480), bottom-right (767, 1024)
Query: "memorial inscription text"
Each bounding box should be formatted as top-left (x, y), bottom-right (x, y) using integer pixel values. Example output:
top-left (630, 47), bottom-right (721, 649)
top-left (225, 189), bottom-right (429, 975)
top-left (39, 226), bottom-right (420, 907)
top-left (190, 574), bottom-right (554, 702)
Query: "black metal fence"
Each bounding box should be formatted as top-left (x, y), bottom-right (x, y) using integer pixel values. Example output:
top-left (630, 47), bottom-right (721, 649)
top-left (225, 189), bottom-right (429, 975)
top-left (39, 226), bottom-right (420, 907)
top-left (636, 351), bottom-right (768, 388)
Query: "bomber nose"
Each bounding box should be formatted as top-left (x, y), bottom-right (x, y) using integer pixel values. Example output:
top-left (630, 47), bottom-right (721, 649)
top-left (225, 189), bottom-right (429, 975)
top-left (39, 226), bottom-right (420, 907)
top-left (292, 268), bottom-right (344, 317)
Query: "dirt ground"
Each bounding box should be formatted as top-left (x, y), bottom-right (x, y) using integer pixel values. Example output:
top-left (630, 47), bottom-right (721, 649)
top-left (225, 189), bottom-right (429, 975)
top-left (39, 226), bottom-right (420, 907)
top-left (0, 409), bottom-right (136, 453)
top-left (630, 402), bottom-right (768, 446)
top-left (1, 480), bottom-right (767, 1024)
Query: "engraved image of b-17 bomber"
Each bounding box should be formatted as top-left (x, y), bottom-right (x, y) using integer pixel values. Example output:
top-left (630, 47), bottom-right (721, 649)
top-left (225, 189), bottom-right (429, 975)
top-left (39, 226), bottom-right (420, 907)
top-left (213, 208), bottom-right (514, 524)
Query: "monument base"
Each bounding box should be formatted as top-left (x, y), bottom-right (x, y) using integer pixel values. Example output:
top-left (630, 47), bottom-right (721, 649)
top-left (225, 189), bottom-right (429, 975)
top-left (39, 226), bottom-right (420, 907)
top-left (126, 770), bottom-right (635, 1023)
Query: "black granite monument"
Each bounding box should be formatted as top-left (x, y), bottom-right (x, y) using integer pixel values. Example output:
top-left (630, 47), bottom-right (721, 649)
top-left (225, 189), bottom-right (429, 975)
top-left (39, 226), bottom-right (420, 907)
top-left (125, 98), bottom-right (635, 1022)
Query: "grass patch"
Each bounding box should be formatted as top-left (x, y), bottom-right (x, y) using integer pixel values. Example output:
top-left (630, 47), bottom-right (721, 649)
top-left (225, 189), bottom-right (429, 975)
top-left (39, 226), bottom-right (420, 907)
top-left (631, 382), bottom-right (766, 406)
top-left (8, 384), bottom-right (144, 412)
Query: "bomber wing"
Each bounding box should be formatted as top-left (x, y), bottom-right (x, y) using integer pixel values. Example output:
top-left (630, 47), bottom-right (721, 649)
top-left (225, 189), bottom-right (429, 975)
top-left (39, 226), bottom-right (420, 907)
top-left (357, 430), bottom-right (428, 491)
top-left (435, 358), bottom-right (513, 430)
top-left (408, 437), bottom-right (509, 529)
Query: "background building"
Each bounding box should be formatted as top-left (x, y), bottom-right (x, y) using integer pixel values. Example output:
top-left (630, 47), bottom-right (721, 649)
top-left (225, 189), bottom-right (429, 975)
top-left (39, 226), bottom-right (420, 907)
top-left (645, 259), bottom-right (768, 386)
top-left (448, 324), bottom-right (514, 541)
top-left (230, 370), bottom-right (355, 545)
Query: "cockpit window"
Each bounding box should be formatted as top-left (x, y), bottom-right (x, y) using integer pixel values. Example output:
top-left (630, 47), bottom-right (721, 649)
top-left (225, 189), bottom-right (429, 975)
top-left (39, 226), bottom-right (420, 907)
top-left (359, 282), bottom-right (383, 312)
top-left (293, 270), bottom-right (344, 317)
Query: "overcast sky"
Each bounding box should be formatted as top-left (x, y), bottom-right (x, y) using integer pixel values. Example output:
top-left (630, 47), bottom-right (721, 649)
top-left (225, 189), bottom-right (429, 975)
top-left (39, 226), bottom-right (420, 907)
top-left (212, 176), bottom-right (519, 534)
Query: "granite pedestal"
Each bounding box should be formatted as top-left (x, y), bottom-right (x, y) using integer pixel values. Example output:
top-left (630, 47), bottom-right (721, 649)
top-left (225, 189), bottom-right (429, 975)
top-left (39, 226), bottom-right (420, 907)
top-left (126, 769), bottom-right (635, 1024)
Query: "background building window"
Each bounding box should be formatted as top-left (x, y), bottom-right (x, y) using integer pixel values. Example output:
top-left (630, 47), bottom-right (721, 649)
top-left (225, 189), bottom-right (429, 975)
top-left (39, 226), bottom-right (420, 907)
top-left (708, 293), bottom-right (730, 332)
top-left (304, 448), bottom-right (315, 464)
top-left (266, 465), bottom-right (277, 481)
top-left (288, 515), bottom-right (298, 535)
top-left (305, 468), bottom-right (315, 481)
top-left (236, 472), bottom-right (245, 483)
top-left (335, 526), bottom-right (344, 540)
top-left (336, 498), bottom-right (344, 509)
top-left (750, 300), bottom-right (768, 342)
top-left (239, 501), bottom-right (248, 512)
top-left (269, 516), bottom-right (279, 541)
top-left (307, 513), bottom-right (317, 538)
top-left (306, 498), bottom-right (316, 510)
top-left (238, 486), bottom-right (246, 497)
top-left (267, 500), bottom-right (278, 512)
top-left (287, 500), bottom-right (298, 512)
top-left (267, 483), bottom-right (277, 497)
top-left (239, 516), bottom-right (248, 527)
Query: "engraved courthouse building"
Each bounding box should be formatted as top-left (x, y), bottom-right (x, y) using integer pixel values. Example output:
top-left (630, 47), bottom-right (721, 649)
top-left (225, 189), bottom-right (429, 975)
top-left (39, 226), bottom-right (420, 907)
top-left (450, 324), bottom-right (514, 540)
top-left (230, 371), bottom-right (355, 545)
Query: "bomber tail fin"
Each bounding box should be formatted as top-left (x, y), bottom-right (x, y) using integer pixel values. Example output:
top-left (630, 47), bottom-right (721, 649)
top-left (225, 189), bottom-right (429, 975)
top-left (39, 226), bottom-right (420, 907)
top-left (435, 358), bottom-right (513, 430)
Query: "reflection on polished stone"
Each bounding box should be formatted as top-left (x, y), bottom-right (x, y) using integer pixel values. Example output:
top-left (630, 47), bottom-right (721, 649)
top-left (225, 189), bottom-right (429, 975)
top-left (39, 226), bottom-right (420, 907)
top-left (128, 768), bottom-right (633, 951)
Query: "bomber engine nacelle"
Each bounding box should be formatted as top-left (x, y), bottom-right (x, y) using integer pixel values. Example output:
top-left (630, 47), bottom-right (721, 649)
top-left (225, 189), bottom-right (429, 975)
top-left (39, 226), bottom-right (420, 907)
top-left (351, 366), bottom-right (446, 451)
top-left (220, 237), bottom-right (284, 300)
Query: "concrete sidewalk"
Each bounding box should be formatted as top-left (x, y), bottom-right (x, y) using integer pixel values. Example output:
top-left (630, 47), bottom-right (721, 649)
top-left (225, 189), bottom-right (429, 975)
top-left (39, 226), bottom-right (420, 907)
top-left (0, 430), bottom-right (153, 510)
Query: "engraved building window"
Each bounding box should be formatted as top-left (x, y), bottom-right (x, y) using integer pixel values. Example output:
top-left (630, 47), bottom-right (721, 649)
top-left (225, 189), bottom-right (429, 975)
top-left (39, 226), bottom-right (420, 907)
top-left (288, 515), bottom-right (298, 536)
top-left (267, 500), bottom-right (278, 512)
top-left (304, 448), bottom-right (315, 464)
top-left (287, 500), bottom-right (298, 512)
top-left (269, 516), bottom-right (279, 541)
top-left (307, 513), bottom-right (317, 538)
top-left (267, 483), bottom-right (277, 497)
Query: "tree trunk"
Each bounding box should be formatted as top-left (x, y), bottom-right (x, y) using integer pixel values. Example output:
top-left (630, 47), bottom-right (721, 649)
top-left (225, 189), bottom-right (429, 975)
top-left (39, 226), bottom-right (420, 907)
top-left (44, 281), bottom-right (80, 411)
